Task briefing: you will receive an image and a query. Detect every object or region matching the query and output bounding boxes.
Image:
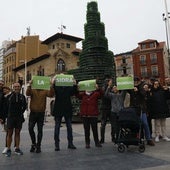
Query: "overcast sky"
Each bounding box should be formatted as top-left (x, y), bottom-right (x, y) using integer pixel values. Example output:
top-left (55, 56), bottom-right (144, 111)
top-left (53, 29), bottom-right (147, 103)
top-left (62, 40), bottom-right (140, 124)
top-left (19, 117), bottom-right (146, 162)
top-left (0, 0), bottom-right (169, 54)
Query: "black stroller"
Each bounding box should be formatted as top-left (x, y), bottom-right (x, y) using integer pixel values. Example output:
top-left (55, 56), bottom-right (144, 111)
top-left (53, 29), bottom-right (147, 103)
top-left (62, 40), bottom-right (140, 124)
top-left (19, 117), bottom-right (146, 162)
top-left (115, 107), bottom-right (145, 153)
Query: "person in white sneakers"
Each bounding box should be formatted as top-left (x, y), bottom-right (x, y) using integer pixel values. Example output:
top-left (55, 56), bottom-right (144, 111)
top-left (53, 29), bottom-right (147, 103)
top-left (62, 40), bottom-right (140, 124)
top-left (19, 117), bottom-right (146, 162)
top-left (148, 80), bottom-right (170, 142)
top-left (1, 86), bottom-right (11, 154)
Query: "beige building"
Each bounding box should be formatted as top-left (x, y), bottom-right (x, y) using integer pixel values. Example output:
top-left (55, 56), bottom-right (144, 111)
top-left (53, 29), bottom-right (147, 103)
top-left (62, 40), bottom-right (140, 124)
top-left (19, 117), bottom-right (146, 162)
top-left (3, 35), bottom-right (48, 87)
top-left (13, 33), bottom-right (82, 86)
top-left (114, 51), bottom-right (134, 77)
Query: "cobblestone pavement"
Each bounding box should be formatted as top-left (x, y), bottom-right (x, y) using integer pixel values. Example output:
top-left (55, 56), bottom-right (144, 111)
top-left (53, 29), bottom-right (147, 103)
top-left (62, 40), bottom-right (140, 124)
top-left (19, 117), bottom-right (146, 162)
top-left (0, 116), bottom-right (170, 170)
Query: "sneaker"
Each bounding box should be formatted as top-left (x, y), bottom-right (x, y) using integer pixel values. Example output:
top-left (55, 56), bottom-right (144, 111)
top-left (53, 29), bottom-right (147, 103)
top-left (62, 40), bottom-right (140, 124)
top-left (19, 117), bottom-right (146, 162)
top-left (30, 144), bottom-right (36, 153)
top-left (155, 136), bottom-right (159, 142)
top-left (163, 136), bottom-right (170, 142)
top-left (14, 148), bottom-right (23, 155)
top-left (36, 146), bottom-right (41, 153)
top-left (5, 149), bottom-right (11, 157)
top-left (68, 144), bottom-right (76, 149)
top-left (147, 140), bottom-right (155, 146)
top-left (2, 147), bottom-right (8, 154)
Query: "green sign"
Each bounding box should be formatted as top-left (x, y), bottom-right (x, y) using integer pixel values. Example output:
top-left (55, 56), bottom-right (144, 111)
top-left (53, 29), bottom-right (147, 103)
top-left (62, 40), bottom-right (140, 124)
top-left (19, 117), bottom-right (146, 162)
top-left (55, 74), bottom-right (74, 86)
top-left (117, 77), bottom-right (134, 90)
top-left (32, 76), bottom-right (51, 90)
top-left (78, 79), bottom-right (96, 91)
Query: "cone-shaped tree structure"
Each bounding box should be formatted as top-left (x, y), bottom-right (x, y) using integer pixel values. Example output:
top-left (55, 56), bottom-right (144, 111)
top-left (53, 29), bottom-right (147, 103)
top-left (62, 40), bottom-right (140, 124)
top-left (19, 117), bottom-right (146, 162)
top-left (69, 1), bottom-right (115, 84)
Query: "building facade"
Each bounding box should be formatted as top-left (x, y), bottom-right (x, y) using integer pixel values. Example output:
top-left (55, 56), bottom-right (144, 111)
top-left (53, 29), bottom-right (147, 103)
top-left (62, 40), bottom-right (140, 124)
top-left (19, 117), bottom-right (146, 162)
top-left (13, 33), bottom-right (82, 86)
top-left (3, 35), bottom-right (48, 87)
top-left (114, 51), bottom-right (133, 77)
top-left (132, 39), bottom-right (169, 84)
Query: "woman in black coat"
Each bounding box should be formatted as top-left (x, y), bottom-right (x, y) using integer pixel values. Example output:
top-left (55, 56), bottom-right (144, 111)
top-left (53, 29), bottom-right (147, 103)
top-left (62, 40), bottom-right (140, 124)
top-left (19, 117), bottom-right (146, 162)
top-left (149, 80), bottom-right (170, 142)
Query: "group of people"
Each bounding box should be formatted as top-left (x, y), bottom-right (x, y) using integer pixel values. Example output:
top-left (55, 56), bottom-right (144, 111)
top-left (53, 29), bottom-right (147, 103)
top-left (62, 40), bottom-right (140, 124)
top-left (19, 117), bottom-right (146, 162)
top-left (99, 76), bottom-right (170, 146)
top-left (0, 75), bottom-right (170, 157)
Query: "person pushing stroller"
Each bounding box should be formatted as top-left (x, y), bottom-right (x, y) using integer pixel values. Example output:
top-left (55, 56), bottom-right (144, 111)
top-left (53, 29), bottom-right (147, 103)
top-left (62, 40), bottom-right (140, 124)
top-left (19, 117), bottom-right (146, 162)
top-left (105, 79), bottom-right (126, 141)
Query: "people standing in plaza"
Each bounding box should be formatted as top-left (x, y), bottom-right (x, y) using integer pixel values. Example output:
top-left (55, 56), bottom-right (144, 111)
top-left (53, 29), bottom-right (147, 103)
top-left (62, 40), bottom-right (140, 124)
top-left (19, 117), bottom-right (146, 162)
top-left (99, 76), bottom-right (113, 144)
top-left (26, 80), bottom-right (54, 153)
top-left (128, 77), bottom-right (155, 146)
top-left (105, 79), bottom-right (126, 141)
top-left (52, 78), bottom-right (78, 151)
top-left (5, 82), bottom-right (27, 157)
top-left (1, 86), bottom-right (11, 154)
top-left (77, 81), bottom-right (103, 148)
top-left (149, 80), bottom-right (170, 142)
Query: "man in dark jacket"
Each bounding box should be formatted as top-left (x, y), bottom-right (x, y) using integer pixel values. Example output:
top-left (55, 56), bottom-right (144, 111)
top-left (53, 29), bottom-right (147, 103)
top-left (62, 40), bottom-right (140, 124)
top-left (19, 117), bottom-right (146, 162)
top-left (52, 80), bottom-right (78, 151)
top-left (99, 77), bottom-right (113, 143)
top-left (5, 82), bottom-right (27, 157)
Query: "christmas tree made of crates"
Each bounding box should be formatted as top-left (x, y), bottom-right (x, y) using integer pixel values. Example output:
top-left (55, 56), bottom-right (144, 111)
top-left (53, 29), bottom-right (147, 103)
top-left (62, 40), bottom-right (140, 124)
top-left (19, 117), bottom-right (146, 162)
top-left (69, 1), bottom-right (115, 85)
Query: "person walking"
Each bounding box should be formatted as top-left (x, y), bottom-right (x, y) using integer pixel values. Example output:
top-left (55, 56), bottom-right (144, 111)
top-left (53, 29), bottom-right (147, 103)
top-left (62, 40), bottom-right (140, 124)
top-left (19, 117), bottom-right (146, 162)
top-left (5, 82), bottom-right (27, 157)
top-left (77, 82), bottom-right (103, 148)
top-left (26, 80), bottom-right (54, 153)
top-left (149, 80), bottom-right (170, 142)
top-left (52, 78), bottom-right (78, 151)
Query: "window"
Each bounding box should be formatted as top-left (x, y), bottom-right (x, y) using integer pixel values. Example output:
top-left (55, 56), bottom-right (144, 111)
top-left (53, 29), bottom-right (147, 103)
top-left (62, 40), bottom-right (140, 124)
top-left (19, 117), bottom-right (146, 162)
top-left (141, 44), bottom-right (146, 49)
top-left (66, 43), bottom-right (70, 48)
top-left (150, 53), bottom-right (157, 64)
top-left (27, 71), bottom-right (32, 81)
top-left (150, 43), bottom-right (155, 48)
top-left (141, 67), bottom-right (147, 77)
top-left (52, 44), bottom-right (55, 49)
top-left (122, 57), bottom-right (126, 64)
top-left (57, 59), bottom-right (65, 72)
top-left (151, 65), bottom-right (158, 76)
top-left (37, 66), bottom-right (44, 76)
top-left (140, 55), bottom-right (146, 65)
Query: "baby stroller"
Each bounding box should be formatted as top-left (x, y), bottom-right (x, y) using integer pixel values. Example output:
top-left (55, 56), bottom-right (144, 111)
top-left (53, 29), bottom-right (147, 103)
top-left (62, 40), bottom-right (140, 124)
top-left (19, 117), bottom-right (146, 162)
top-left (115, 107), bottom-right (145, 153)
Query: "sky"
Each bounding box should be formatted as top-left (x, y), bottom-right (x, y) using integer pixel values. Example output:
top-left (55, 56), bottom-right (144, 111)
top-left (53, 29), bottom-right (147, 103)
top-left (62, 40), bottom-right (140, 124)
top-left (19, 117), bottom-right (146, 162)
top-left (0, 0), bottom-right (169, 54)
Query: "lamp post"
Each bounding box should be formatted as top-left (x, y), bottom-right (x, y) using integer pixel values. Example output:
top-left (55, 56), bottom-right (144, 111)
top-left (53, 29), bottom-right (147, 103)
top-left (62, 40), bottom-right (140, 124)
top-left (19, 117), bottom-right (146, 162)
top-left (163, 0), bottom-right (170, 54)
top-left (163, 13), bottom-right (170, 54)
top-left (24, 59), bottom-right (27, 95)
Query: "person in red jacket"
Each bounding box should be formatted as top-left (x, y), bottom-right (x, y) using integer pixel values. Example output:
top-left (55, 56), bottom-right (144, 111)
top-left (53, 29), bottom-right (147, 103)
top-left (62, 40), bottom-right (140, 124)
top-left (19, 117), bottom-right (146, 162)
top-left (77, 83), bottom-right (103, 149)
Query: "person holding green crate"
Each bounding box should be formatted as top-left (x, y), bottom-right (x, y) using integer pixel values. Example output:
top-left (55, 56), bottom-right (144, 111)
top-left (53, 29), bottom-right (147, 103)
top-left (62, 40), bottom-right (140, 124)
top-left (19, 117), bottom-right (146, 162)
top-left (77, 80), bottom-right (103, 149)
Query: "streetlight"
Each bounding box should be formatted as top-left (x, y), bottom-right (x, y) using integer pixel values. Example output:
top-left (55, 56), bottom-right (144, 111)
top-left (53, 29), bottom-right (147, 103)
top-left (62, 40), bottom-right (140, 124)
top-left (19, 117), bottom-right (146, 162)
top-left (162, 13), bottom-right (170, 54)
top-left (163, 0), bottom-right (170, 54)
top-left (24, 59), bottom-right (27, 95)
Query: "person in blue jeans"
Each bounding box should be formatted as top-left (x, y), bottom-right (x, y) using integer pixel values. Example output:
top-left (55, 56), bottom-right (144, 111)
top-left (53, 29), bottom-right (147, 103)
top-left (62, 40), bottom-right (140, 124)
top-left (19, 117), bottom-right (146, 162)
top-left (128, 77), bottom-right (155, 146)
top-left (52, 79), bottom-right (78, 151)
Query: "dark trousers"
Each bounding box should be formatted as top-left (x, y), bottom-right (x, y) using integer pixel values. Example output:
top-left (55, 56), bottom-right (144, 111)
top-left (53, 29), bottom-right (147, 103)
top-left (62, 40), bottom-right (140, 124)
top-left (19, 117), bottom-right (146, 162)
top-left (110, 112), bottom-right (119, 140)
top-left (54, 115), bottom-right (73, 147)
top-left (100, 110), bottom-right (114, 141)
top-left (28, 112), bottom-right (45, 146)
top-left (82, 117), bottom-right (99, 145)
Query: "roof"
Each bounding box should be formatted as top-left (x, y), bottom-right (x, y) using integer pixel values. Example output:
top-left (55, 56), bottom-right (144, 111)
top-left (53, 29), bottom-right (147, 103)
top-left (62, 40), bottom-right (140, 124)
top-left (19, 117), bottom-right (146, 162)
top-left (13, 53), bottom-right (50, 71)
top-left (133, 41), bottom-right (165, 53)
top-left (42, 33), bottom-right (83, 44)
top-left (138, 39), bottom-right (158, 44)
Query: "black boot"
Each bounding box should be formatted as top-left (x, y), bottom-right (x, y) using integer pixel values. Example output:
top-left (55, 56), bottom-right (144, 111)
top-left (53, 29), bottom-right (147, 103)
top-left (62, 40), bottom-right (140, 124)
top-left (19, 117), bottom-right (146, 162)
top-left (30, 144), bottom-right (36, 153)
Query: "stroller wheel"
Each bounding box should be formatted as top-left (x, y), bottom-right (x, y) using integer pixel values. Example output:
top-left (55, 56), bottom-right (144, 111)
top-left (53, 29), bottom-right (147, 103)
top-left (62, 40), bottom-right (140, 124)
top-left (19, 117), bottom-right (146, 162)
top-left (138, 144), bottom-right (145, 153)
top-left (118, 143), bottom-right (125, 153)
